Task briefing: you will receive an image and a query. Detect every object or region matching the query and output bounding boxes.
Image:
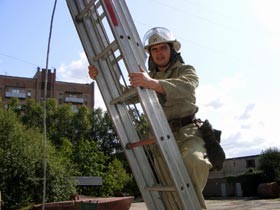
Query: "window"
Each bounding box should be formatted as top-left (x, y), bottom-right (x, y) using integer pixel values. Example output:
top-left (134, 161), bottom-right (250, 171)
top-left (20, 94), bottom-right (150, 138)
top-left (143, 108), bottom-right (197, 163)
top-left (27, 91), bottom-right (31, 97)
top-left (69, 94), bottom-right (78, 98)
top-left (71, 104), bottom-right (79, 113)
top-left (11, 88), bottom-right (20, 94)
top-left (5, 87), bottom-right (26, 98)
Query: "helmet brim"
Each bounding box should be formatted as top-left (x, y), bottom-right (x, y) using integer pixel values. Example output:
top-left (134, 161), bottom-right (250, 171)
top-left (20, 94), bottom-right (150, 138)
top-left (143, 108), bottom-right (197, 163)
top-left (144, 40), bottom-right (181, 53)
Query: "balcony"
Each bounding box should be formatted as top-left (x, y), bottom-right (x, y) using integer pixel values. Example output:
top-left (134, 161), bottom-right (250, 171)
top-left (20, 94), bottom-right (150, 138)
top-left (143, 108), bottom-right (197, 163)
top-left (5, 92), bottom-right (26, 98)
top-left (65, 97), bottom-right (84, 103)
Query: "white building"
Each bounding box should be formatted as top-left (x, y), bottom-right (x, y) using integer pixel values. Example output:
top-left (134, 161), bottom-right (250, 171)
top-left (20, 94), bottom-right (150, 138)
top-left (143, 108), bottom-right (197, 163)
top-left (203, 155), bottom-right (260, 197)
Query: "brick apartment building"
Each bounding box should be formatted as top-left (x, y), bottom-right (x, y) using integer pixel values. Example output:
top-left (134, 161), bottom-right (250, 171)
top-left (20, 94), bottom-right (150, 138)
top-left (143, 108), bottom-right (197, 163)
top-left (0, 68), bottom-right (95, 111)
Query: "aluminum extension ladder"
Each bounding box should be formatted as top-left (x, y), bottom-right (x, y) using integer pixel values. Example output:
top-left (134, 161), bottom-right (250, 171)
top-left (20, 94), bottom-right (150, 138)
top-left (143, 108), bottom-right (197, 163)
top-left (66, 0), bottom-right (201, 209)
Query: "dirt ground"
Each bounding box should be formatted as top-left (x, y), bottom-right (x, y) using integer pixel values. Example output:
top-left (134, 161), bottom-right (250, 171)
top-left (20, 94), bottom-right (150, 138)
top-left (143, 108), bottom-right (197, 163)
top-left (130, 198), bottom-right (280, 210)
top-left (206, 198), bottom-right (280, 210)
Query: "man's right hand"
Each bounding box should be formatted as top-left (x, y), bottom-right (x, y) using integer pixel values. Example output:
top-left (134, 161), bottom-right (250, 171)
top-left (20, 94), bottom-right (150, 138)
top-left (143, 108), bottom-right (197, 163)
top-left (88, 65), bottom-right (98, 80)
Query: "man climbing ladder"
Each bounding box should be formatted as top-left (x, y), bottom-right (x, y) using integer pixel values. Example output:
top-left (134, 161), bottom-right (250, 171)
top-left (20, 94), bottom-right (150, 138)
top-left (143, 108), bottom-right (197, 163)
top-left (67, 0), bottom-right (212, 209)
top-left (88, 27), bottom-right (212, 209)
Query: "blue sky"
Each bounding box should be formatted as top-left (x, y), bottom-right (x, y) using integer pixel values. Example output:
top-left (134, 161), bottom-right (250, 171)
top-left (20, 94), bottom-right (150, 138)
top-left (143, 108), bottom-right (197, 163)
top-left (1, 0), bottom-right (280, 158)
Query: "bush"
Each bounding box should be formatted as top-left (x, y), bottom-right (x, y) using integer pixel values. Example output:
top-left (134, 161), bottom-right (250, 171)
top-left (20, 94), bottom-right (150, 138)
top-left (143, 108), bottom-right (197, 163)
top-left (0, 108), bottom-right (76, 209)
top-left (101, 158), bottom-right (132, 196)
top-left (72, 140), bottom-right (132, 197)
top-left (238, 170), bottom-right (263, 196)
top-left (259, 147), bottom-right (280, 183)
top-left (226, 169), bottom-right (263, 196)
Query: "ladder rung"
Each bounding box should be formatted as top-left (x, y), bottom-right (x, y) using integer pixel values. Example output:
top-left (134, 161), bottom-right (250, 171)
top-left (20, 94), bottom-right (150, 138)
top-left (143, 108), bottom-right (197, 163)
top-left (111, 54), bottom-right (123, 65)
top-left (110, 88), bottom-right (137, 104)
top-left (75, 0), bottom-right (97, 22)
top-left (126, 139), bottom-right (155, 149)
top-left (145, 185), bottom-right (176, 192)
top-left (98, 12), bottom-right (106, 21)
top-left (93, 40), bottom-right (119, 61)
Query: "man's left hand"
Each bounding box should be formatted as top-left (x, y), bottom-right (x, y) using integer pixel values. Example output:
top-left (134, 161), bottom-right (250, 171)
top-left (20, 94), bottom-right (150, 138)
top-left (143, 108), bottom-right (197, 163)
top-left (129, 66), bottom-right (165, 94)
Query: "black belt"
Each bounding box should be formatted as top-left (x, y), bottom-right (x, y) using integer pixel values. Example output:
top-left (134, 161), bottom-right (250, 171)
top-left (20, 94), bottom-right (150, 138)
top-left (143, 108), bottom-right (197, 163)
top-left (168, 115), bottom-right (195, 132)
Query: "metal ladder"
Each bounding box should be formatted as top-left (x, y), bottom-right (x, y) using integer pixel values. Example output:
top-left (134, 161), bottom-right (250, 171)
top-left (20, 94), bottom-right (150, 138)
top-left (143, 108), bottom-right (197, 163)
top-left (66, 0), bottom-right (201, 209)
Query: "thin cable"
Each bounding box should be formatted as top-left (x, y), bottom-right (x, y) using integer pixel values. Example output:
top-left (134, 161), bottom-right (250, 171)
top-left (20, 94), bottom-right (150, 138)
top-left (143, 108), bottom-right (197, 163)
top-left (42, 0), bottom-right (57, 209)
top-left (0, 52), bottom-right (39, 67)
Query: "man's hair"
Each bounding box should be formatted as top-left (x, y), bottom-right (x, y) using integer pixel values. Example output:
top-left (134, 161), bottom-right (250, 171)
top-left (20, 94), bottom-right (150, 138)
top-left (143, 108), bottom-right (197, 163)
top-left (168, 43), bottom-right (184, 65)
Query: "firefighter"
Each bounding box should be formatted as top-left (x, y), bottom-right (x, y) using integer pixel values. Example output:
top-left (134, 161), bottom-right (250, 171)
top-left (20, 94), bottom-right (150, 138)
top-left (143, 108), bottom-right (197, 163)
top-left (89, 27), bottom-right (212, 209)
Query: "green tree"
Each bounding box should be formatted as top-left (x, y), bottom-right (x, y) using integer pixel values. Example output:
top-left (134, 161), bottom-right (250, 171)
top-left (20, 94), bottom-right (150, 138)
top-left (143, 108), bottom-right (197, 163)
top-left (71, 105), bottom-right (91, 143)
top-left (101, 158), bottom-right (132, 196)
top-left (258, 147), bottom-right (280, 182)
top-left (20, 99), bottom-right (73, 148)
top-left (20, 99), bottom-right (43, 129)
top-left (4, 100), bottom-right (138, 202)
top-left (73, 140), bottom-right (107, 177)
top-left (90, 108), bottom-right (122, 156)
top-left (0, 108), bottom-right (76, 209)
top-left (72, 140), bottom-right (108, 196)
top-left (47, 103), bottom-right (74, 147)
top-left (6, 97), bottom-right (21, 116)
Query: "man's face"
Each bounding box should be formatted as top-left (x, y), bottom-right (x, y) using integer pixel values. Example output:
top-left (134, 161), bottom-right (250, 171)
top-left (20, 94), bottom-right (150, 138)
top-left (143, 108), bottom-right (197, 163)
top-left (150, 43), bottom-right (171, 68)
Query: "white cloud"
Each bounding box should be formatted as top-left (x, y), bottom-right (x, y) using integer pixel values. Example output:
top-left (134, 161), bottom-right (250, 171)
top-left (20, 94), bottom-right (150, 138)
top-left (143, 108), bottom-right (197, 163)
top-left (229, 102), bottom-right (280, 157)
top-left (251, 0), bottom-right (280, 31)
top-left (197, 72), bottom-right (246, 114)
top-left (251, 0), bottom-right (280, 55)
top-left (238, 103), bottom-right (255, 120)
top-left (197, 73), bottom-right (280, 158)
top-left (57, 52), bottom-right (106, 110)
top-left (57, 52), bottom-right (91, 83)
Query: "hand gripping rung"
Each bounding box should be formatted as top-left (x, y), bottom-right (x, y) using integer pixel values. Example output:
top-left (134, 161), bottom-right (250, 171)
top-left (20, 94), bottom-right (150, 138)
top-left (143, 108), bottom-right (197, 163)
top-left (145, 185), bottom-right (176, 192)
top-left (110, 88), bottom-right (137, 104)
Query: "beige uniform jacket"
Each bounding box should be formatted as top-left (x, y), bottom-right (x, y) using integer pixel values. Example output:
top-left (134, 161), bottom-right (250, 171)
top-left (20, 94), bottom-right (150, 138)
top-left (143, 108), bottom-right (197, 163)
top-left (149, 60), bottom-right (199, 121)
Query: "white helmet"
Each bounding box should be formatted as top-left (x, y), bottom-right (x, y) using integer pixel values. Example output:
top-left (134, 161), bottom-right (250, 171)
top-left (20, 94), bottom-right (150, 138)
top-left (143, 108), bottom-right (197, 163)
top-left (143, 27), bottom-right (181, 53)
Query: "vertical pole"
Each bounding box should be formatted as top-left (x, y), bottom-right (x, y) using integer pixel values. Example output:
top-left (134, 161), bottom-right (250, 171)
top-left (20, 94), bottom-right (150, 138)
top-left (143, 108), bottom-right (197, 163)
top-left (42, 1), bottom-right (57, 209)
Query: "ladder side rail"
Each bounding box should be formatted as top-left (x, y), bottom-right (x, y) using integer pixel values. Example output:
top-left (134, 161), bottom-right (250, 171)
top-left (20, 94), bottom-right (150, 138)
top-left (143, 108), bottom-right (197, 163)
top-left (67, 1), bottom-right (166, 209)
top-left (67, 0), bottom-right (145, 167)
top-left (98, 62), bottom-right (165, 210)
top-left (101, 0), bottom-right (146, 72)
top-left (90, 57), bottom-right (162, 207)
top-left (115, 0), bottom-right (147, 64)
top-left (68, 0), bottom-right (119, 88)
top-left (101, 1), bottom-right (202, 209)
top-left (138, 88), bottom-right (201, 209)
top-left (72, 0), bottom-right (121, 86)
top-left (85, 0), bottom-right (122, 85)
top-left (96, 57), bottom-right (166, 210)
top-left (102, 0), bottom-right (146, 69)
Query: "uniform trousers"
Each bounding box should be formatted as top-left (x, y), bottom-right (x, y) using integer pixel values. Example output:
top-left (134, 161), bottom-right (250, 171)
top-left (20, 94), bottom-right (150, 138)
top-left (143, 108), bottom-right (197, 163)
top-left (152, 123), bottom-right (212, 209)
